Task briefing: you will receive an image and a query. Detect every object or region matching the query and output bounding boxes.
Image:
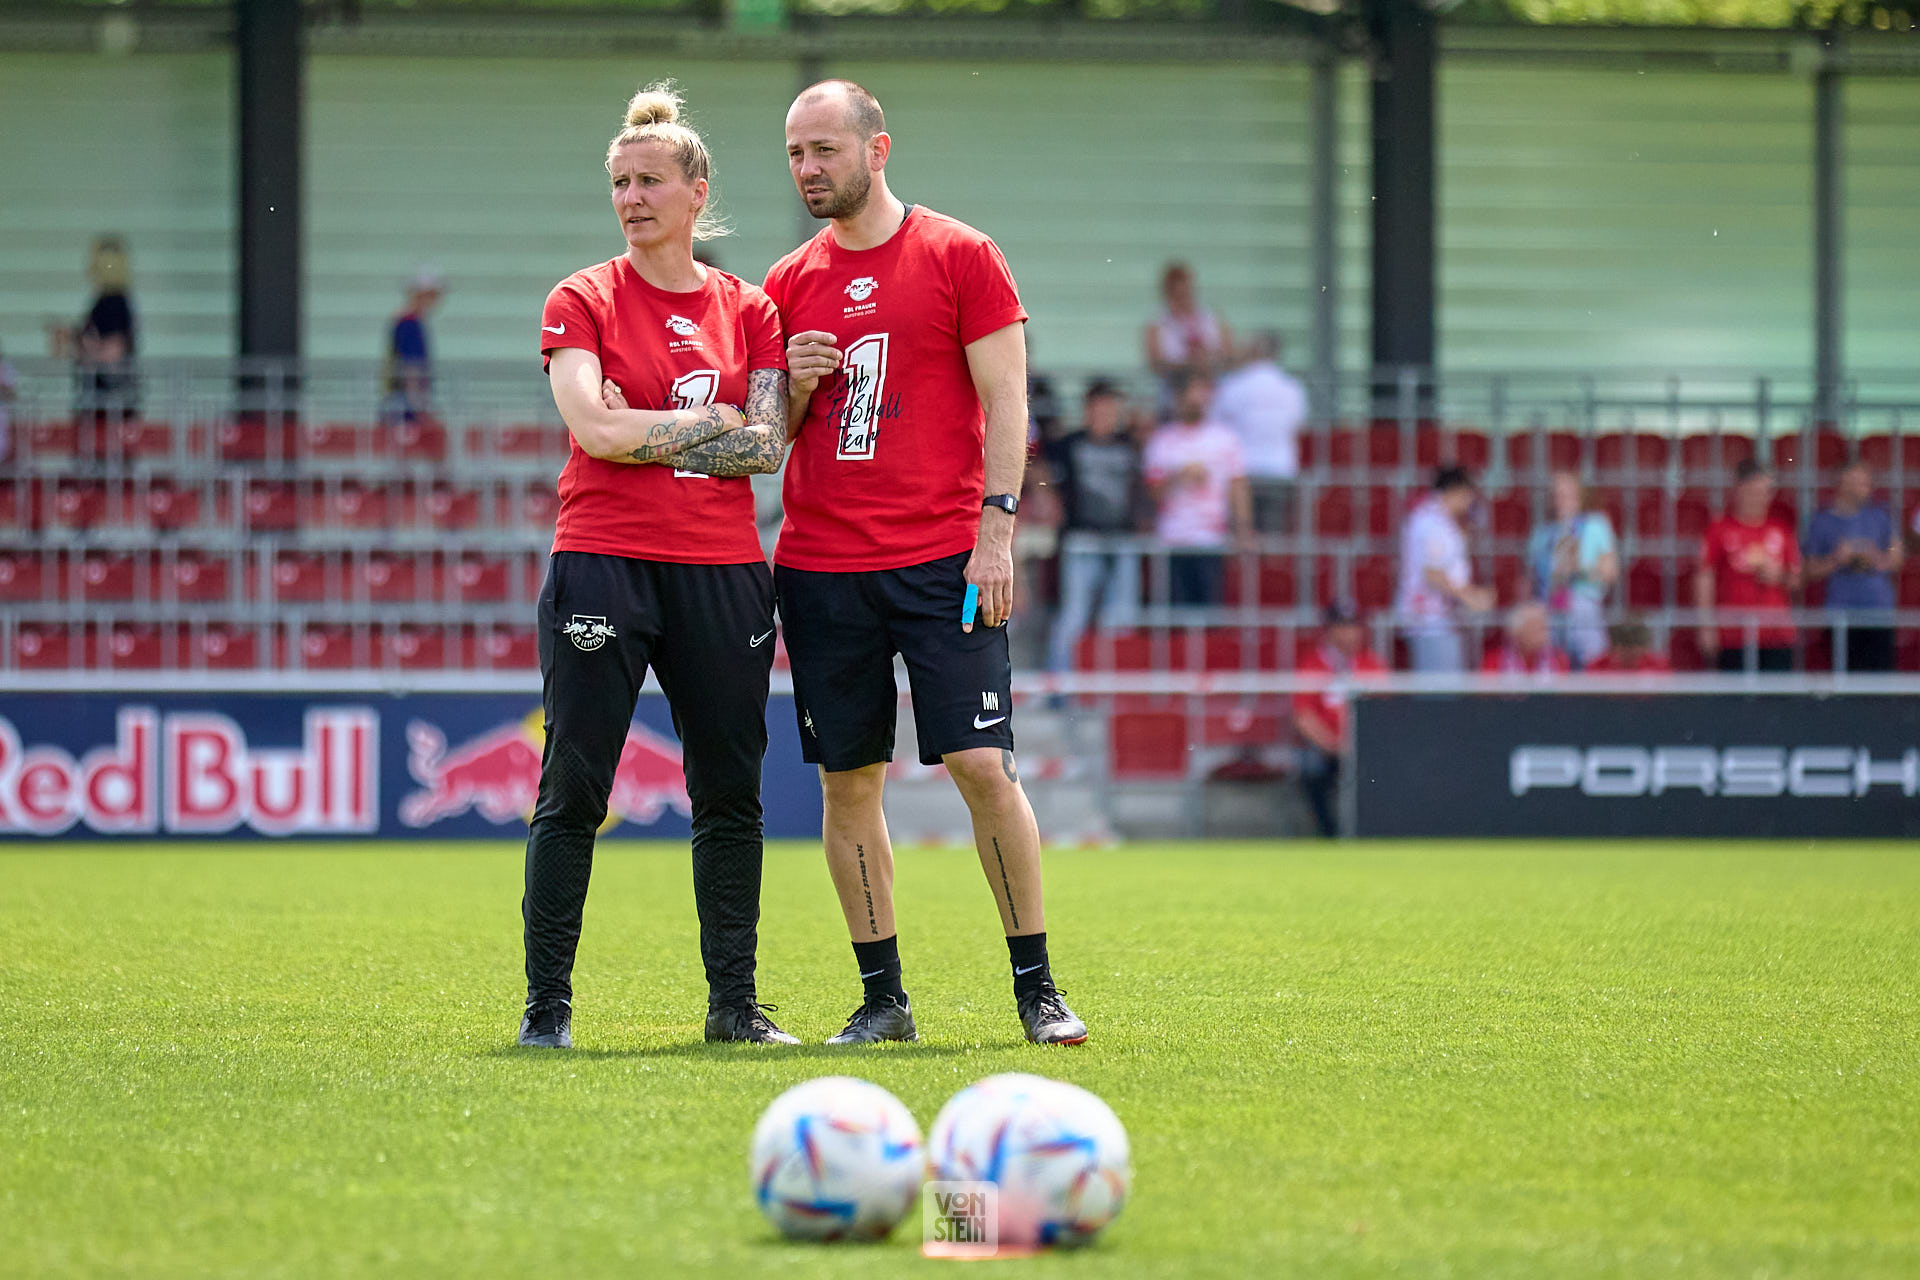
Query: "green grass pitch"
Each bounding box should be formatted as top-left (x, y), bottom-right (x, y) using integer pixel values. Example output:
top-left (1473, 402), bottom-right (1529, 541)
top-left (3, 840), bottom-right (1916, 1278)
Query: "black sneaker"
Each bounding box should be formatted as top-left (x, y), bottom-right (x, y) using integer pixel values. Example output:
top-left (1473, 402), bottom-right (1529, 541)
top-left (705, 1000), bottom-right (801, 1045)
top-left (518, 997), bottom-right (573, 1048)
top-left (825, 993), bottom-right (918, 1045)
top-left (1017, 985), bottom-right (1087, 1046)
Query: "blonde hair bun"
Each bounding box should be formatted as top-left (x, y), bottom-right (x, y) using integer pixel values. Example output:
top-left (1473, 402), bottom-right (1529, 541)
top-left (624, 85), bottom-right (682, 130)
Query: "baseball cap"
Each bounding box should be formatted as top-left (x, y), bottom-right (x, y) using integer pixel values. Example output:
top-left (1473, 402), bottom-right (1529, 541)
top-left (408, 267), bottom-right (446, 294)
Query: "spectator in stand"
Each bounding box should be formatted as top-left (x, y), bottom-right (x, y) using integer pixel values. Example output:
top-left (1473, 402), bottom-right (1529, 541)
top-left (1804, 458), bottom-right (1903, 673)
top-left (1525, 470), bottom-right (1618, 669)
top-left (1143, 372), bottom-right (1252, 606)
top-left (1212, 330), bottom-right (1307, 532)
top-left (1585, 616), bottom-right (1672, 673)
top-left (1482, 601), bottom-right (1569, 678)
top-left (1697, 460), bottom-right (1801, 672)
top-left (1143, 262), bottom-right (1232, 412)
top-left (1396, 466), bottom-right (1494, 672)
top-left (48, 235), bottom-right (139, 436)
top-left (1292, 601), bottom-right (1386, 838)
top-left (1044, 379), bottom-right (1145, 672)
top-left (381, 268), bottom-right (444, 426)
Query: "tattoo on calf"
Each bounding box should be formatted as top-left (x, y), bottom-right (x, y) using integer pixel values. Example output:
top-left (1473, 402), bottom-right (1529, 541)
top-left (856, 841), bottom-right (879, 936)
top-left (1001, 749), bottom-right (1019, 784)
top-left (991, 835), bottom-right (1021, 931)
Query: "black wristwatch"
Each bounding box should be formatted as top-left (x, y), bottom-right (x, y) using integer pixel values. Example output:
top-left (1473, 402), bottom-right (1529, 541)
top-left (983, 493), bottom-right (1020, 516)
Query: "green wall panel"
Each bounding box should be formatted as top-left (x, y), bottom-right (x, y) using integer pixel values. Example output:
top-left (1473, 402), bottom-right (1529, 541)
top-left (1844, 76), bottom-right (1920, 382)
top-left (1441, 63), bottom-right (1814, 374)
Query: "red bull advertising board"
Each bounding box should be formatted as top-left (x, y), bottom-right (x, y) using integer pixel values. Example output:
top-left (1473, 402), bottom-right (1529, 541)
top-left (0, 693), bottom-right (822, 841)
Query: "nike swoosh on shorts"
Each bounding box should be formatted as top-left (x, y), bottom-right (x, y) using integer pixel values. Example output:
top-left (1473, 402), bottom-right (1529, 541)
top-left (974, 715), bottom-right (1008, 729)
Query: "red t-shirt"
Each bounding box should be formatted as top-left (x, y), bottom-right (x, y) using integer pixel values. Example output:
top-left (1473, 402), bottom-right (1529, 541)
top-left (539, 258), bottom-right (783, 564)
top-left (1702, 515), bottom-right (1800, 648)
top-left (764, 206), bottom-right (1029, 572)
top-left (1480, 645), bottom-right (1571, 677)
top-left (1586, 650), bottom-right (1672, 673)
top-left (1292, 644), bottom-right (1386, 745)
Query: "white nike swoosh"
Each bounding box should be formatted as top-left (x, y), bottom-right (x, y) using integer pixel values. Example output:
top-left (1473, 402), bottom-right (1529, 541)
top-left (859, 969), bottom-right (885, 979)
top-left (542, 323), bottom-right (566, 335)
top-left (973, 715), bottom-right (1008, 729)
top-left (749, 630), bottom-right (774, 647)
top-left (1014, 964), bottom-right (1044, 976)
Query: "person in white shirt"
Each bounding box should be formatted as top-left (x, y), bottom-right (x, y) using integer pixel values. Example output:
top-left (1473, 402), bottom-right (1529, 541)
top-left (1143, 372), bottom-right (1252, 605)
top-left (1395, 466), bottom-right (1494, 671)
top-left (1211, 331), bottom-right (1307, 533)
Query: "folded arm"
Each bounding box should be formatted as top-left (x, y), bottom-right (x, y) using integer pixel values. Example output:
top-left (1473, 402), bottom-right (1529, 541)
top-left (605, 367), bottom-right (789, 477)
top-left (548, 346), bottom-right (740, 463)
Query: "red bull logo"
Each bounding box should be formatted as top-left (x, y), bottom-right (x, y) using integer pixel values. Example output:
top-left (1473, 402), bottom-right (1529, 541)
top-left (401, 710), bottom-right (691, 831)
top-left (0, 706), bottom-right (378, 837)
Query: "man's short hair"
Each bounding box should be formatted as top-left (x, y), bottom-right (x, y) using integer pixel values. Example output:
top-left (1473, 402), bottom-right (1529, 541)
top-left (798, 79), bottom-right (885, 140)
top-left (1084, 377), bottom-right (1123, 404)
top-left (1433, 465), bottom-right (1475, 494)
top-left (1734, 458), bottom-right (1770, 484)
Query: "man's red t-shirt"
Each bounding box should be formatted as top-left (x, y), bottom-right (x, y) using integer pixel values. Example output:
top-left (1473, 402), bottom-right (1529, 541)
top-left (539, 258), bottom-right (783, 564)
top-left (1292, 644), bottom-right (1386, 745)
top-left (1702, 515), bottom-right (1800, 648)
top-left (1481, 645), bottom-right (1571, 677)
top-left (763, 206), bottom-right (1029, 572)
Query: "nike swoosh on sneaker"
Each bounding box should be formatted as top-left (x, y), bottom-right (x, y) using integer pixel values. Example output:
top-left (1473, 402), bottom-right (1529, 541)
top-left (749, 630), bottom-right (774, 647)
top-left (974, 714), bottom-right (1007, 729)
top-left (542, 323), bottom-right (566, 335)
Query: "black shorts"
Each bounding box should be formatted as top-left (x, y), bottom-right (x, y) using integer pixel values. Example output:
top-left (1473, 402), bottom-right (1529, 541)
top-left (775, 551), bottom-right (1013, 771)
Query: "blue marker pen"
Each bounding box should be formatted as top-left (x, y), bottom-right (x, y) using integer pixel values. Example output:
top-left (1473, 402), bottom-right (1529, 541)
top-left (961, 583), bottom-right (979, 627)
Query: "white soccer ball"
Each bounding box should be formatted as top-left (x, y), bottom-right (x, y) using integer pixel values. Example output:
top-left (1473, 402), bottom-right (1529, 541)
top-left (749, 1075), bottom-right (925, 1242)
top-left (928, 1073), bottom-right (1131, 1249)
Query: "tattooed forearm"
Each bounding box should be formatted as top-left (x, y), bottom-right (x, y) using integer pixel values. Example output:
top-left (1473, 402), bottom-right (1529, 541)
top-left (666, 425), bottom-right (786, 476)
top-left (647, 370), bottom-right (791, 476)
top-left (619, 405), bottom-right (734, 463)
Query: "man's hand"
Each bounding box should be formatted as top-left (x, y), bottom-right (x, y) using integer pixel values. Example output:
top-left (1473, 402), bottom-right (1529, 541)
top-left (786, 330), bottom-right (842, 396)
top-left (1460, 584), bottom-right (1496, 613)
top-left (964, 513), bottom-right (1015, 633)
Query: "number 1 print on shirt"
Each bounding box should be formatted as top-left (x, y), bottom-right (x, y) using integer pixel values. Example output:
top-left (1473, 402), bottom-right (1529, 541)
top-left (836, 334), bottom-right (889, 461)
top-left (670, 368), bottom-right (721, 479)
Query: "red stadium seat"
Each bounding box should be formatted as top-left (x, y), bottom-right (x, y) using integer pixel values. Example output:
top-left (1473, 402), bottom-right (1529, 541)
top-left (108, 418), bottom-right (173, 460)
top-left (304, 422), bottom-right (371, 458)
top-left (1109, 709), bottom-right (1187, 779)
top-left (1363, 485), bottom-right (1401, 539)
top-left (1354, 554), bottom-right (1395, 610)
top-left (14, 623), bottom-right (74, 670)
top-left (218, 417), bottom-right (299, 464)
top-left (394, 418), bottom-right (449, 462)
top-left (1675, 489), bottom-right (1714, 540)
top-left (1627, 558), bottom-right (1667, 610)
top-left (269, 551), bottom-right (331, 603)
top-left (81, 551), bottom-right (141, 603)
top-left (1632, 490), bottom-right (1670, 540)
top-left (1450, 429), bottom-right (1492, 472)
top-left (386, 624), bottom-right (448, 669)
top-left (242, 480), bottom-right (302, 532)
top-left (1589, 487), bottom-right (1626, 536)
top-left (297, 624), bottom-right (363, 670)
top-left (1492, 554), bottom-right (1526, 606)
top-left (358, 553), bottom-right (420, 604)
top-left (26, 420), bottom-right (78, 460)
top-left (189, 623), bottom-right (260, 670)
top-left (167, 551), bottom-right (231, 604)
top-left (1771, 428), bottom-right (1847, 474)
top-left (425, 485), bottom-right (481, 531)
top-left (1899, 561), bottom-right (1920, 609)
top-left (324, 482), bottom-right (393, 530)
top-left (1856, 434), bottom-right (1920, 476)
top-left (451, 554), bottom-right (510, 604)
top-left (51, 480), bottom-right (107, 530)
top-left (1198, 696), bottom-right (1287, 749)
top-left (0, 551), bottom-right (47, 602)
top-left (1490, 492), bottom-right (1532, 539)
top-left (1312, 487), bottom-right (1354, 539)
top-left (1679, 434), bottom-right (1755, 476)
top-left (1768, 493), bottom-right (1798, 528)
top-left (101, 623), bottom-right (164, 669)
top-left (142, 481), bottom-right (203, 531)
top-left (480, 626), bottom-right (539, 669)
top-left (1367, 421), bottom-right (1403, 468)
top-left (1668, 628), bottom-right (1708, 671)
top-left (1324, 426), bottom-right (1359, 469)
top-left (519, 483), bottom-right (561, 530)
top-left (498, 423), bottom-right (569, 457)
top-left (1504, 430), bottom-right (1582, 475)
top-left (1899, 630), bottom-right (1920, 673)
top-left (0, 479), bottom-right (37, 529)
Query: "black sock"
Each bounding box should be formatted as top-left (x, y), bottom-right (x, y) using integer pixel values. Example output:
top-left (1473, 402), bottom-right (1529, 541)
top-left (852, 935), bottom-right (905, 1003)
top-left (1007, 931), bottom-right (1051, 997)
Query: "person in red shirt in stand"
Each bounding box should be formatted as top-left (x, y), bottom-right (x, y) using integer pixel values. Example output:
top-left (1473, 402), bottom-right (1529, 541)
top-left (1696, 459), bottom-right (1801, 672)
top-left (1481, 601), bottom-right (1571, 678)
top-left (518, 85), bottom-right (796, 1051)
top-left (1585, 616), bottom-right (1673, 674)
top-left (1292, 602), bottom-right (1386, 838)
top-left (767, 80), bottom-right (1085, 1047)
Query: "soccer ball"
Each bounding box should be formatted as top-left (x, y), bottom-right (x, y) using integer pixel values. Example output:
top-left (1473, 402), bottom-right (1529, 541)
top-left (927, 1073), bottom-right (1131, 1249)
top-left (749, 1075), bottom-right (925, 1242)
